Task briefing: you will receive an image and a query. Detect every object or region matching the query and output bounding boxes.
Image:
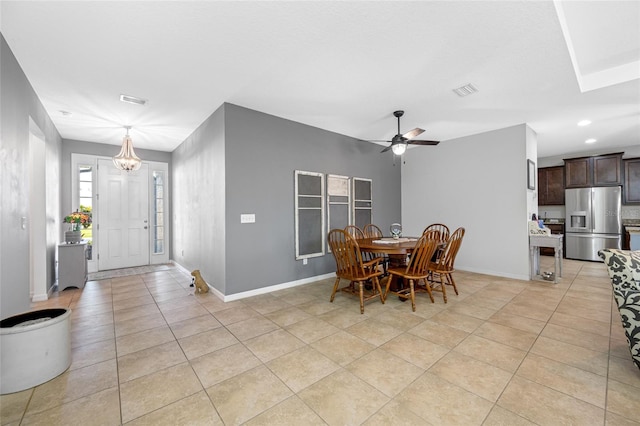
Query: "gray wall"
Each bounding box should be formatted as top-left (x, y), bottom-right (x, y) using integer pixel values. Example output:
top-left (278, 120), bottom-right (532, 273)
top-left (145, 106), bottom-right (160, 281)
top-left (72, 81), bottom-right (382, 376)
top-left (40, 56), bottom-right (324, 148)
top-left (171, 103), bottom-right (402, 296)
top-left (172, 105), bottom-right (226, 293)
top-left (402, 124), bottom-right (533, 280)
top-left (1, 34), bottom-right (63, 318)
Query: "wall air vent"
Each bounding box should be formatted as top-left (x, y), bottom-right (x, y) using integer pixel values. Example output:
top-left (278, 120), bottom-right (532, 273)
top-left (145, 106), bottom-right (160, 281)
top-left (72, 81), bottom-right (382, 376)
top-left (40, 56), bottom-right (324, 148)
top-left (452, 83), bottom-right (478, 97)
top-left (119, 94), bottom-right (147, 106)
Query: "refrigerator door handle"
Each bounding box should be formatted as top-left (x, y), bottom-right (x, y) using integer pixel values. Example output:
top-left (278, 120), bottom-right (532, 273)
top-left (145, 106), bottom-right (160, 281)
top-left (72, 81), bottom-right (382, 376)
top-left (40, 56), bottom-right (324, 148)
top-left (591, 189), bottom-right (595, 232)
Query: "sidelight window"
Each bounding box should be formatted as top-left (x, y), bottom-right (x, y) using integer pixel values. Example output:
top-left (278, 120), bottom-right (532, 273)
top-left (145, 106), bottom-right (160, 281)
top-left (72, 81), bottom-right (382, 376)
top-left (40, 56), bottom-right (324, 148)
top-left (152, 171), bottom-right (165, 254)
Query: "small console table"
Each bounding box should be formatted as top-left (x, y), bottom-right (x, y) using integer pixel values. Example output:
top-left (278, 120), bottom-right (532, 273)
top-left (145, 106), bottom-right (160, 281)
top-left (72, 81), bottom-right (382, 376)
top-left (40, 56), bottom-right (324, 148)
top-left (529, 234), bottom-right (563, 284)
top-left (58, 243), bottom-right (88, 291)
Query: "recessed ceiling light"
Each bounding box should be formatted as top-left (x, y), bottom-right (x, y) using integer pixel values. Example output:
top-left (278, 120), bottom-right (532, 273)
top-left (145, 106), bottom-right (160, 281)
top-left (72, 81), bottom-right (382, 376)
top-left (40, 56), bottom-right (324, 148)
top-left (585, 138), bottom-right (597, 144)
top-left (452, 83), bottom-right (478, 97)
top-left (577, 120), bottom-right (591, 126)
top-left (120, 94), bottom-right (147, 106)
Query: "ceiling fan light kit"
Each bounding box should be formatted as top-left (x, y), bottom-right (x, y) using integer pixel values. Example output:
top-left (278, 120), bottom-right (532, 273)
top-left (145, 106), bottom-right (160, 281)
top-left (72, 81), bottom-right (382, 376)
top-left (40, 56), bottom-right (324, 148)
top-left (113, 126), bottom-right (142, 171)
top-left (376, 110), bottom-right (440, 155)
top-left (391, 142), bottom-right (407, 156)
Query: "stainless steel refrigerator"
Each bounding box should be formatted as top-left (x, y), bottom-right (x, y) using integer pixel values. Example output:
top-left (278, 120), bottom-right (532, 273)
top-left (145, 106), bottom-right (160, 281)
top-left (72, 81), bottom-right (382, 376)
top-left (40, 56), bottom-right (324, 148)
top-left (565, 186), bottom-right (622, 261)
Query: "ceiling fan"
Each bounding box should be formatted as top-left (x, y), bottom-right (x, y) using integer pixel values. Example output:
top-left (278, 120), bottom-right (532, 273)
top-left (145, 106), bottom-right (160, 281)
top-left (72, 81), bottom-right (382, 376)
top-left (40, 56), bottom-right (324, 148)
top-left (374, 110), bottom-right (439, 155)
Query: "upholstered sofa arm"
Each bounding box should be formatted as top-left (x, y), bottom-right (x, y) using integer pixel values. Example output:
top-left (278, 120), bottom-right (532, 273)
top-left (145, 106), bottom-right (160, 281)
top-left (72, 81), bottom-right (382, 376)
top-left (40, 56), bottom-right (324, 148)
top-left (598, 249), bottom-right (640, 370)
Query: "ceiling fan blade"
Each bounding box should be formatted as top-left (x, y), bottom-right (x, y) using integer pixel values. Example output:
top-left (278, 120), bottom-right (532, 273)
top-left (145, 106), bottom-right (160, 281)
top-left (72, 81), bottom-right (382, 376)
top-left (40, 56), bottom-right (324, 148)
top-left (407, 140), bottom-right (440, 146)
top-left (381, 145), bottom-right (393, 153)
top-left (403, 128), bottom-right (425, 140)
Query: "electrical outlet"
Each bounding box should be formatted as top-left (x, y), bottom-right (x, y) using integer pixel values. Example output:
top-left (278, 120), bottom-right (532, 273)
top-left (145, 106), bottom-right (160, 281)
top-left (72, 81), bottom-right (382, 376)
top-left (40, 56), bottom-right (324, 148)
top-left (303, 258), bottom-right (308, 265)
top-left (241, 214), bottom-right (255, 223)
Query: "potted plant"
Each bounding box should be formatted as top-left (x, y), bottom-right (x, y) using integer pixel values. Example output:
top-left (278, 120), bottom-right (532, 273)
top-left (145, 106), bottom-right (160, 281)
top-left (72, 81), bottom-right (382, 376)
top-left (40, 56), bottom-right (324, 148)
top-left (63, 210), bottom-right (91, 244)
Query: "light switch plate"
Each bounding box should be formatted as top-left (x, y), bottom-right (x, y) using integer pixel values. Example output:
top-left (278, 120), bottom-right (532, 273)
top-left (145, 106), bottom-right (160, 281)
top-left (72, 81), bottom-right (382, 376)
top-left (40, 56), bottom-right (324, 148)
top-left (240, 214), bottom-right (255, 223)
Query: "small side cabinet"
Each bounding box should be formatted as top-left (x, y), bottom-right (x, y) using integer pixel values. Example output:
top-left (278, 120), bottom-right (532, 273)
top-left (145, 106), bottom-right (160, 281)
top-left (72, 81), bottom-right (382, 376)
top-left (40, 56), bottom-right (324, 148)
top-left (58, 243), bottom-right (88, 291)
top-left (540, 223), bottom-right (565, 257)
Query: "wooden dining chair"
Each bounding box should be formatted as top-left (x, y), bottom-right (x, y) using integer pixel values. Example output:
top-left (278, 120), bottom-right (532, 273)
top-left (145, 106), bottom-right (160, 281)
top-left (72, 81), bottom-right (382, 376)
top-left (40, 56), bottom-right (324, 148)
top-left (427, 227), bottom-right (465, 302)
top-left (363, 223), bottom-right (383, 238)
top-left (383, 231), bottom-right (441, 312)
top-left (344, 225), bottom-right (365, 240)
top-left (362, 223), bottom-right (388, 273)
top-left (328, 229), bottom-right (384, 314)
top-left (423, 223), bottom-right (450, 244)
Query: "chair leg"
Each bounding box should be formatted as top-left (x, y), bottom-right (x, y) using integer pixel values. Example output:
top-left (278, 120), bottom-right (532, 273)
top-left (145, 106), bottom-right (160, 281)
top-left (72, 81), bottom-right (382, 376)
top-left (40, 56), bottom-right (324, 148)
top-left (359, 281), bottom-right (365, 314)
top-left (430, 272), bottom-right (448, 303)
top-left (374, 276), bottom-right (385, 304)
top-left (441, 274), bottom-right (448, 303)
top-left (383, 275), bottom-right (395, 302)
top-left (447, 273), bottom-right (459, 295)
top-left (330, 277), bottom-right (341, 302)
top-left (409, 279), bottom-right (416, 312)
top-left (421, 278), bottom-right (435, 303)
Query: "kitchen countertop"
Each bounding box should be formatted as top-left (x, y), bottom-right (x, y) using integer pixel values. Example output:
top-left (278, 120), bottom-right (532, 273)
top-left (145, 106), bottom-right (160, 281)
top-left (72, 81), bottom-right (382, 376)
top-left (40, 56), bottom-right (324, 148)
top-left (537, 219), bottom-right (640, 227)
top-left (542, 219), bottom-right (564, 225)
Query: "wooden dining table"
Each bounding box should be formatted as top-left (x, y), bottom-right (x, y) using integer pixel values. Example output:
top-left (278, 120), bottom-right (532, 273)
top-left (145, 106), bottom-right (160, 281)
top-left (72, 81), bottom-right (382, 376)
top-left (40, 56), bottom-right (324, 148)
top-left (357, 237), bottom-right (420, 256)
top-left (357, 236), bottom-right (442, 294)
top-left (357, 237), bottom-right (419, 291)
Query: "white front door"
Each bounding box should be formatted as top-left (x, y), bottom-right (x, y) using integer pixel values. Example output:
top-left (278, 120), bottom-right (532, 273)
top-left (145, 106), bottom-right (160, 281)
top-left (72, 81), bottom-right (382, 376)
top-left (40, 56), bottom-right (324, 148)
top-left (97, 159), bottom-right (149, 270)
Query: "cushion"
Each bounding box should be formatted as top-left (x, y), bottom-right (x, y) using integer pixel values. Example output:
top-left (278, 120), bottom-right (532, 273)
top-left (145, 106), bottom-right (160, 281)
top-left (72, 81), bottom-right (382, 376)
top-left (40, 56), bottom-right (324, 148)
top-left (598, 249), bottom-right (640, 291)
top-left (599, 249), bottom-right (640, 370)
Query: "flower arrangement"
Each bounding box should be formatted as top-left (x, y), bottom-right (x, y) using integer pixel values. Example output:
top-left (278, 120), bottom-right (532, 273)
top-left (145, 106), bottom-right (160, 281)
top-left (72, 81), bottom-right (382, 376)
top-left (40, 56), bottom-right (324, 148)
top-left (64, 210), bottom-right (92, 231)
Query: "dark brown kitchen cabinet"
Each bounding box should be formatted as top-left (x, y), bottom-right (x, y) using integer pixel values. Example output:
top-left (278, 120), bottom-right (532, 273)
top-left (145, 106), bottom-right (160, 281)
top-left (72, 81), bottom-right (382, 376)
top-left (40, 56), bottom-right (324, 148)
top-left (593, 153), bottom-right (622, 186)
top-left (564, 157), bottom-right (591, 188)
top-left (564, 153), bottom-right (623, 188)
top-left (624, 158), bottom-right (640, 204)
top-left (538, 166), bottom-right (565, 205)
top-left (623, 227), bottom-right (631, 250)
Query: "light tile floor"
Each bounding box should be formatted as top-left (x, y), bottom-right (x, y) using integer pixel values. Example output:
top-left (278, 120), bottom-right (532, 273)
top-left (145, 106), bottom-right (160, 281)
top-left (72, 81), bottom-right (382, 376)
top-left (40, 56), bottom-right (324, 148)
top-left (2, 258), bottom-right (640, 425)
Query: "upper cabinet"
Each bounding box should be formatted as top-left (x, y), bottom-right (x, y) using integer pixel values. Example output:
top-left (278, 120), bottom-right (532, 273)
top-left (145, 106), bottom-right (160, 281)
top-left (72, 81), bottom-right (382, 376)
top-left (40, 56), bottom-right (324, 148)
top-left (538, 166), bottom-right (565, 205)
top-left (593, 153), bottom-right (623, 186)
top-left (624, 158), bottom-right (640, 204)
top-left (564, 157), bottom-right (591, 188)
top-left (564, 153), bottom-right (623, 188)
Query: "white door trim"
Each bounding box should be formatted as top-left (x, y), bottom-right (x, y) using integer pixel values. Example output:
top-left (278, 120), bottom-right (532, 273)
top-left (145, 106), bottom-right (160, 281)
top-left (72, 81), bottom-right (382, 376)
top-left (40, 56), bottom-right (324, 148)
top-left (70, 154), bottom-right (169, 271)
top-left (29, 118), bottom-right (47, 301)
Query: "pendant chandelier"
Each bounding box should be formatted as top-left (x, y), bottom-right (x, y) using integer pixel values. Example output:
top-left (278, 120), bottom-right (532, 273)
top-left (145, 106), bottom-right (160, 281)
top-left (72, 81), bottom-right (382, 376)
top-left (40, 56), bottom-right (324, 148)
top-left (113, 126), bottom-right (142, 171)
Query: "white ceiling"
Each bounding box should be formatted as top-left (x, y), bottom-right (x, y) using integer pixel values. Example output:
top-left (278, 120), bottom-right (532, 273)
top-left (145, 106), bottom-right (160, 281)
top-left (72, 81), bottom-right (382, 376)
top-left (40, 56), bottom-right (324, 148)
top-left (1, 1), bottom-right (638, 158)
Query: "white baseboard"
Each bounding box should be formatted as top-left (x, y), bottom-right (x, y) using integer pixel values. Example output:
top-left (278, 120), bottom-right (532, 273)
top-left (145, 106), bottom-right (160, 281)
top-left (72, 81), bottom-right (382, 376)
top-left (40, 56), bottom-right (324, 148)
top-left (222, 273), bottom-right (335, 302)
top-left (170, 260), bottom-right (334, 302)
top-left (31, 284), bottom-right (55, 302)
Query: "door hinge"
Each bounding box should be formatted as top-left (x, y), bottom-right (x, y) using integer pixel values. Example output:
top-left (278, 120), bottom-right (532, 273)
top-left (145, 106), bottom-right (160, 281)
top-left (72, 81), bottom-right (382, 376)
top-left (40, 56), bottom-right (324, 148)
top-left (97, 193), bottom-right (99, 200)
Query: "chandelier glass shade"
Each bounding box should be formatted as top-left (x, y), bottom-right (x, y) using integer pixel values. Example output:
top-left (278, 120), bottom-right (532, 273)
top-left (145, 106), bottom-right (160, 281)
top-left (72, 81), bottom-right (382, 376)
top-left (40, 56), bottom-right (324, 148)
top-left (113, 127), bottom-right (141, 171)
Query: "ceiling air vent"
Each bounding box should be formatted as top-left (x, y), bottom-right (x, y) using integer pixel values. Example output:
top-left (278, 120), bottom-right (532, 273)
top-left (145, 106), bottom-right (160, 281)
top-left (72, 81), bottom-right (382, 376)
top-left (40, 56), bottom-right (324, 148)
top-left (452, 83), bottom-right (478, 97)
top-left (120, 94), bottom-right (147, 106)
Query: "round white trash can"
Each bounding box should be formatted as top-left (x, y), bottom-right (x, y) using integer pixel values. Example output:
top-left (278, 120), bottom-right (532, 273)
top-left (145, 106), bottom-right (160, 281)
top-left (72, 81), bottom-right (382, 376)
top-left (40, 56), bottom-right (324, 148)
top-left (1, 308), bottom-right (71, 394)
